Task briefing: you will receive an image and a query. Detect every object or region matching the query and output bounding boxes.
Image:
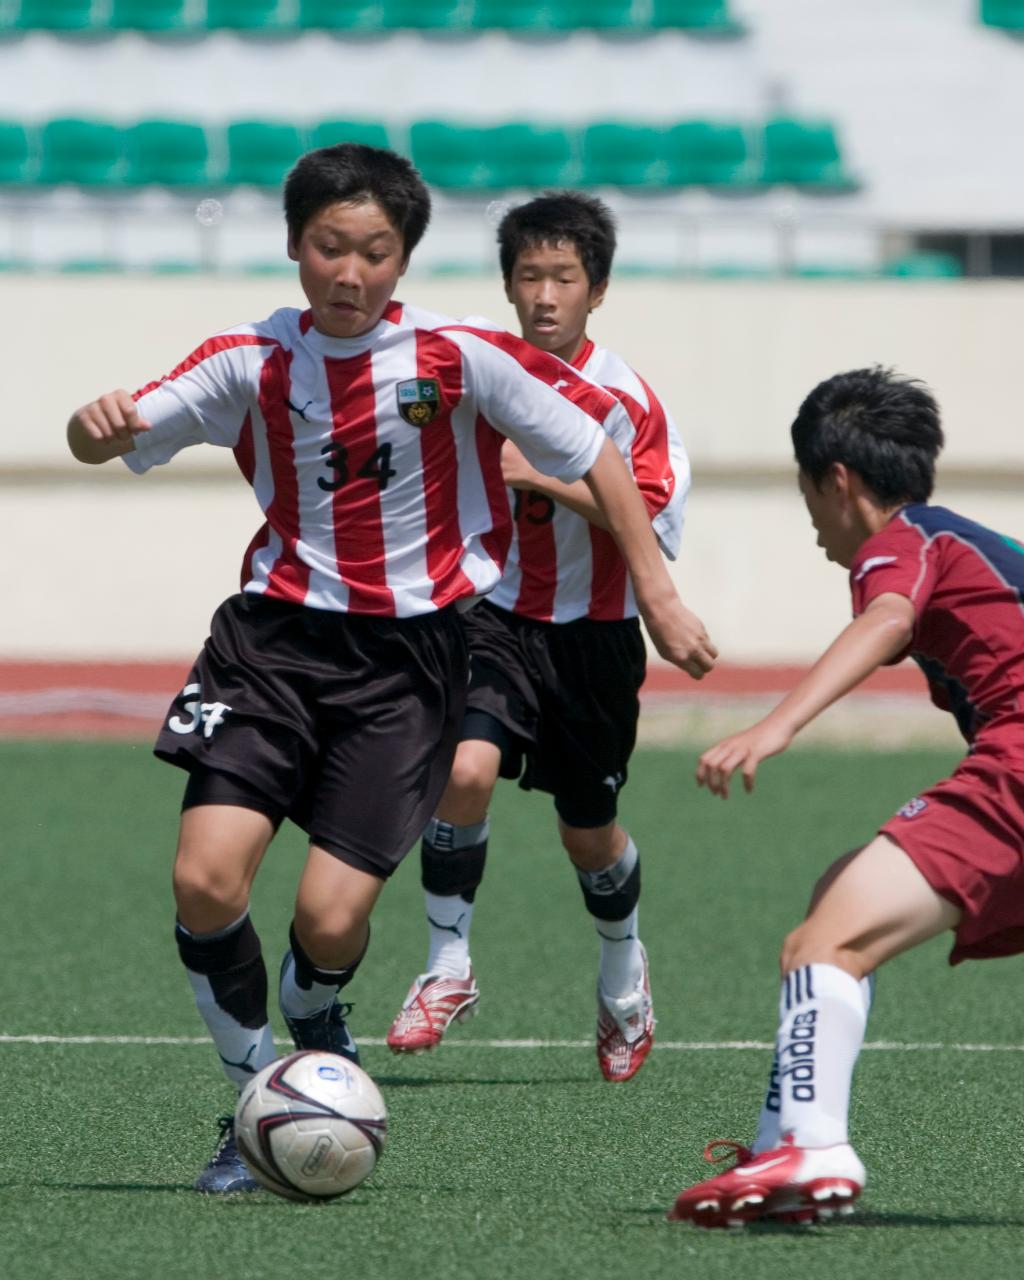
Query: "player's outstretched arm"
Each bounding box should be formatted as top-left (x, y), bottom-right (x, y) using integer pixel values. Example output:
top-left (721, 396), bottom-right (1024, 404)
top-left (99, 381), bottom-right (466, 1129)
top-left (583, 436), bottom-right (716, 679)
top-left (67, 389), bottom-right (151, 464)
top-left (696, 592), bottom-right (915, 798)
top-left (500, 438), bottom-right (609, 528)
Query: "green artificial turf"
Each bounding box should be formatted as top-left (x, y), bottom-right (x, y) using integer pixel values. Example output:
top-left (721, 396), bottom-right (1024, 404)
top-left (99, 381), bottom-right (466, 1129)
top-left (2, 740), bottom-right (1023, 1280)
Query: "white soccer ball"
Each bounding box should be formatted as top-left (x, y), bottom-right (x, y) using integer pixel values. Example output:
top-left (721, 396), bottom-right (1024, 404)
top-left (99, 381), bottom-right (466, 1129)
top-left (234, 1051), bottom-right (387, 1202)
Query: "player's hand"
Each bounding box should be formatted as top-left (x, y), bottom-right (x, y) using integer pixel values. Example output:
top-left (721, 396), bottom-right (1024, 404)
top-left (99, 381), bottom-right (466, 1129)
top-left (500, 439), bottom-right (539, 490)
top-left (641, 595), bottom-right (717, 681)
top-left (696, 721), bottom-right (793, 798)
top-left (70, 389), bottom-right (151, 446)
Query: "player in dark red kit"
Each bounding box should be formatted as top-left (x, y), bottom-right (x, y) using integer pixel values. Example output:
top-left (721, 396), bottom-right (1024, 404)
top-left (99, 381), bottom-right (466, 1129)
top-left (66, 144), bottom-right (716, 1196)
top-left (668, 366), bottom-right (1024, 1227)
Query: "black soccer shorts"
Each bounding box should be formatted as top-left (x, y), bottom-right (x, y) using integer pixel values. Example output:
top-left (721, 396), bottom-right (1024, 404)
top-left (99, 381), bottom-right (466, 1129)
top-left (460, 599), bottom-right (647, 828)
top-left (157, 592), bottom-right (468, 879)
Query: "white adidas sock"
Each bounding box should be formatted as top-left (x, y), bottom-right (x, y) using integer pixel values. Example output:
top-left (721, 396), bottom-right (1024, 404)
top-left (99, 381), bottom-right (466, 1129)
top-left (752, 973), bottom-right (873, 1153)
top-left (425, 892), bottom-right (473, 978)
top-left (773, 962), bottom-right (867, 1149)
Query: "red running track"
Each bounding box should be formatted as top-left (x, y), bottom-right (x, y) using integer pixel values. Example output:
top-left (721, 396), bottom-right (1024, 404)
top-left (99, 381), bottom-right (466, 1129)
top-left (0, 660), bottom-right (928, 739)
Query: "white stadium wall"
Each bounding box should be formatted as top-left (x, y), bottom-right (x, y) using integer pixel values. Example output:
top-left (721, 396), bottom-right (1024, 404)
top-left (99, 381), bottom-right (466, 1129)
top-left (2, 275), bottom-right (1021, 662)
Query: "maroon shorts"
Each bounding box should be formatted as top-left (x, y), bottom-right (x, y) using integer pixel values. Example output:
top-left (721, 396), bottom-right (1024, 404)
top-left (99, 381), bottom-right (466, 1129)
top-left (879, 755), bottom-right (1024, 964)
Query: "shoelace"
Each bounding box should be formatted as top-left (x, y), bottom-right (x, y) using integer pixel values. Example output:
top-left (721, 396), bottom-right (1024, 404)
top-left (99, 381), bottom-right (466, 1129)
top-left (702, 1140), bottom-right (754, 1168)
top-left (210, 1115), bottom-right (238, 1166)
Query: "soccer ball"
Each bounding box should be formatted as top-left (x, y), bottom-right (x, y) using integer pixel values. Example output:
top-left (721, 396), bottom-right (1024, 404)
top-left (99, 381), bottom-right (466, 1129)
top-left (234, 1051), bottom-right (387, 1202)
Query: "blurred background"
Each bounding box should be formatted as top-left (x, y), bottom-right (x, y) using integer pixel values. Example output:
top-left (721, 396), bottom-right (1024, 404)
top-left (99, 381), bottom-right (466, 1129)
top-left (0, 0), bottom-right (1020, 726)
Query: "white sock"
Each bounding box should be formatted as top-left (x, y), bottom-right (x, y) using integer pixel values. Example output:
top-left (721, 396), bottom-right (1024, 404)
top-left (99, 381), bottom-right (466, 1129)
top-left (279, 951), bottom-right (340, 1019)
top-left (184, 970), bottom-right (276, 1090)
top-left (425, 892), bottom-right (473, 978)
top-left (596, 908), bottom-right (644, 999)
top-left (774, 963), bottom-right (867, 1149)
top-left (176, 911), bottom-right (276, 1092)
top-left (752, 973), bottom-right (873, 1153)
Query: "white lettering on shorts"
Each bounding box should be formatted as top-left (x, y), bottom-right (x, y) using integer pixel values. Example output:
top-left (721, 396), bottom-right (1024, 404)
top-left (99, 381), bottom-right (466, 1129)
top-left (168, 682), bottom-right (233, 740)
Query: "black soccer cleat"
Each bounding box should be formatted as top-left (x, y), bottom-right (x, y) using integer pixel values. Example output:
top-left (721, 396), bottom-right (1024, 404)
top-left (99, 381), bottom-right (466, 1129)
top-left (194, 1115), bottom-right (260, 1195)
top-left (283, 999), bottom-right (361, 1065)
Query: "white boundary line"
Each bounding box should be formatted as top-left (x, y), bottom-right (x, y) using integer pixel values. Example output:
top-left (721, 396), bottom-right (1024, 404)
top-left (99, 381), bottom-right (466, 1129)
top-left (1, 1034), bottom-right (1023, 1052)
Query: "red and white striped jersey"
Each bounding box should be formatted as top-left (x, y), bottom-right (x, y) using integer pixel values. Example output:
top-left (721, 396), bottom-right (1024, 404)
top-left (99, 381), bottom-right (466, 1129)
top-left (124, 303), bottom-right (629, 618)
top-left (488, 338), bottom-right (690, 622)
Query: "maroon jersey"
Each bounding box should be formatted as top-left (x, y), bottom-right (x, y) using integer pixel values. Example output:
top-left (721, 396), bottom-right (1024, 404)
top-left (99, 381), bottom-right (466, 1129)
top-left (850, 503), bottom-right (1024, 764)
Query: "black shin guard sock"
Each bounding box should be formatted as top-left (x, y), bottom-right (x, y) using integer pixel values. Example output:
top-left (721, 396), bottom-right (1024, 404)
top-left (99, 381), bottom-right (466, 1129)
top-left (420, 832), bottom-right (488, 904)
top-left (288, 921), bottom-right (368, 993)
top-left (575, 852), bottom-right (641, 923)
top-left (174, 915), bottom-right (268, 1030)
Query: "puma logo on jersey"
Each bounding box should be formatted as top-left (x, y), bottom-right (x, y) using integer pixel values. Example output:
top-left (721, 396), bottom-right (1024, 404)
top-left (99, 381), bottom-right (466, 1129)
top-left (552, 379), bottom-right (569, 391)
top-left (285, 396), bottom-right (313, 421)
top-left (603, 772), bottom-right (624, 793)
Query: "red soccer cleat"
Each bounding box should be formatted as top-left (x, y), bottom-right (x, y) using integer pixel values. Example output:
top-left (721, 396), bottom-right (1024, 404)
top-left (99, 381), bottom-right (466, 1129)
top-left (596, 944), bottom-right (655, 1082)
top-left (386, 971), bottom-right (480, 1054)
top-left (667, 1138), bottom-right (865, 1229)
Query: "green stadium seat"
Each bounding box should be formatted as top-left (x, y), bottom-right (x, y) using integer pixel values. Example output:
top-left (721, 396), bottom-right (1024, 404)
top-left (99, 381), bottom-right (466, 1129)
top-left (58, 258), bottom-right (125, 273)
top-left (38, 118), bottom-right (124, 185)
top-left (882, 252), bottom-right (963, 278)
top-left (109, 0), bottom-right (198, 32)
top-left (410, 121), bottom-right (492, 188)
top-left (472, 0), bottom-right (636, 29)
top-left (663, 120), bottom-right (757, 186)
top-left (649, 0), bottom-right (742, 32)
top-left (124, 120), bottom-right (211, 186)
top-left (13, 0), bottom-right (96, 31)
top-left (205, 0), bottom-right (293, 32)
top-left (380, 0), bottom-right (471, 30)
top-left (980, 0), bottom-right (1024, 30)
top-left (761, 118), bottom-right (856, 190)
top-left (0, 122), bottom-right (34, 185)
top-left (792, 263), bottom-right (873, 280)
top-left (410, 121), bottom-right (575, 189)
top-left (308, 119), bottom-right (391, 152)
top-left (580, 123), bottom-right (668, 186)
top-left (297, 0), bottom-right (384, 30)
top-left (488, 123), bottom-right (577, 187)
top-left (225, 121), bottom-right (305, 186)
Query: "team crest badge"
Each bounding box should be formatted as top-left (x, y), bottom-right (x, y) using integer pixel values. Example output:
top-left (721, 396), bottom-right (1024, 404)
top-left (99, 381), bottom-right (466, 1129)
top-left (396, 377), bottom-right (441, 427)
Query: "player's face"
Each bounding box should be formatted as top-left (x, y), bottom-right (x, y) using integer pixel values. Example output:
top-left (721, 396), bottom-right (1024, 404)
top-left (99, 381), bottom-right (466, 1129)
top-left (289, 201), bottom-right (407, 339)
top-left (506, 241), bottom-right (607, 363)
top-left (798, 468), bottom-right (860, 568)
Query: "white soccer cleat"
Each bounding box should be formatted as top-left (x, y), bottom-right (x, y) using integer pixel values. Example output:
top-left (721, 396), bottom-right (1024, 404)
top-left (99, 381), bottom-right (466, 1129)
top-left (386, 971), bottom-right (480, 1054)
top-left (667, 1138), bottom-right (866, 1229)
top-left (596, 944), bottom-right (655, 1082)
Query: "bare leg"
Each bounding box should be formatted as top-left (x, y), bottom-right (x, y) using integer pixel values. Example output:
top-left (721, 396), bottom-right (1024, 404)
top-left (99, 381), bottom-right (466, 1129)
top-left (171, 804), bottom-right (278, 1090)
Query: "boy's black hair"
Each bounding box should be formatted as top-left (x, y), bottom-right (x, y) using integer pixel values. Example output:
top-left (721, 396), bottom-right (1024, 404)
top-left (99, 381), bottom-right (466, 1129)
top-left (284, 143), bottom-right (431, 258)
top-left (497, 191), bottom-right (616, 287)
top-left (792, 366), bottom-right (944, 505)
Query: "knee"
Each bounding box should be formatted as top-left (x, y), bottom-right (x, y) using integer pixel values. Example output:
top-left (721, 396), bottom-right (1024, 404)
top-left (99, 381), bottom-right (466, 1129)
top-left (779, 921), bottom-right (867, 980)
top-left (292, 901), bottom-right (368, 969)
top-left (446, 751), bottom-right (496, 814)
top-left (561, 822), bottom-right (620, 871)
top-left (172, 858), bottom-right (247, 924)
